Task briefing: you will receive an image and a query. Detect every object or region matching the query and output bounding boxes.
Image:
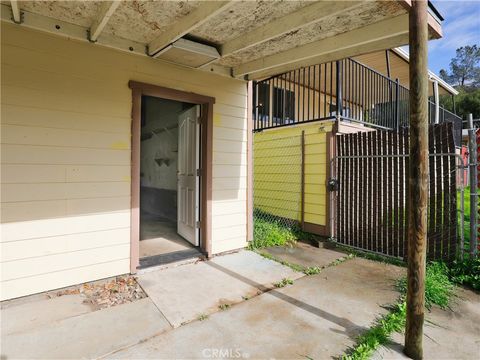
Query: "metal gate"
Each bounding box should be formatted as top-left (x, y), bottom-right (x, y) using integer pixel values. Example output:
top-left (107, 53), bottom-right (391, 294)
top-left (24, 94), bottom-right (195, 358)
top-left (331, 123), bottom-right (464, 262)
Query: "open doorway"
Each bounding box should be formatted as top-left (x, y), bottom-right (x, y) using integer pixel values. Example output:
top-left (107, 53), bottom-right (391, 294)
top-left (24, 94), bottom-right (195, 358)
top-left (139, 96), bottom-right (202, 268)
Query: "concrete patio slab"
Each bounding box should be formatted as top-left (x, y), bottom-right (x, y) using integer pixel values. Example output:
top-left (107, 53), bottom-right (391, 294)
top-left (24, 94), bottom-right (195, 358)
top-left (1, 293), bottom-right (92, 335)
top-left (137, 250), bottom-right (302, 327)
top-left (373, 288), bottom-right (480, 360)
top-left (211, 249), bottom-right (304, 283)
top-left (263, 242), bottom-right (347, 268)
top-left (108, 257), bottom-right (405, 359)
top-left (1, 298), bottom-right (171, 359)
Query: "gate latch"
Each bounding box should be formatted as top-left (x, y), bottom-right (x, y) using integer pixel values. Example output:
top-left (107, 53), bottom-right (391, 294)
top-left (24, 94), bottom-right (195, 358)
top-left (327, 178), bottom-right (339, 191)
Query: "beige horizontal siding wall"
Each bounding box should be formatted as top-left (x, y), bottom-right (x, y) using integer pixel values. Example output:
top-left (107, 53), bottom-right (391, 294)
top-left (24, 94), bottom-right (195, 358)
top-left (1, 23), bottom-right (247, 300)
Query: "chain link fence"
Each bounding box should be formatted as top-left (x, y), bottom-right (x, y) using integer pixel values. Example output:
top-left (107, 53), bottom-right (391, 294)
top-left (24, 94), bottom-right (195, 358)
top-left (253, 132), bottom-right (302, 228)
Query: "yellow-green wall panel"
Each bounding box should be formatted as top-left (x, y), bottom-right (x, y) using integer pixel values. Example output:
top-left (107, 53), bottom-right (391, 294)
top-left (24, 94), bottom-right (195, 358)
top-left (254, 121), bottom-right (333, 225)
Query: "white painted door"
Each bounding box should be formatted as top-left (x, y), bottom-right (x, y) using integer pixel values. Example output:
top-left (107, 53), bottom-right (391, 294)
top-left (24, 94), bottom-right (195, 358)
top-left (177, 105), bottom-right (200, 246)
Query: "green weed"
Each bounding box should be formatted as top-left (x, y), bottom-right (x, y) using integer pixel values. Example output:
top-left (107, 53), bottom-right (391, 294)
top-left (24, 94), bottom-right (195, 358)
top-left (250, 217), bottom-right (297, 249)
top-left (344, 262), bottom-right (455, 359)
top-left (197, 314), bottom-right (208, 321)
top-left (396, 262), bottom-right (454, 309)
top-left (274, 278), bottom-right (294, 288)
top-left (257, 251), bottom-right (305, 272)
top-left (304, 266), bottom-right (322, 275)
top-left (218, 303), bottom-right (231, 311)
top-left (249, 210), bottom-right (316, 250)
top-left (330, 242), bottom-right (405, 267)
top-left (342, 302), bottom-right (406, 360)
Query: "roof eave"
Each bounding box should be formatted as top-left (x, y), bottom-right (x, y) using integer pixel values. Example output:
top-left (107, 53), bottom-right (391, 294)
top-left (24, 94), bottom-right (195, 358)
top-left (392, 47), bottom-right (458, 96)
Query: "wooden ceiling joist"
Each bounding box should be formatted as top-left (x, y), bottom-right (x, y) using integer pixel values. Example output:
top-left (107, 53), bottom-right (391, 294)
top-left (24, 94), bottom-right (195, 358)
top-left (234, 14), bottom-right (410, 79)
top-left (10, 0), bottom-right (20, 24)
top-left (1, 1), bottom-right (444, 81)
top-left (148, 1), bottom-right (234, 57)
top-left (89, 1), bottom-right (121, 42)
top-left (220, 1), bottom-right (364, 58)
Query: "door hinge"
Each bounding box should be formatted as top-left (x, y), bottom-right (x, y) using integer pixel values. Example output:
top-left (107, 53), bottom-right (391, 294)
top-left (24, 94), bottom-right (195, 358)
top-left (196, 221), bottom-right (201, 228)
top-left (196, 169), bottom-right (202, 176)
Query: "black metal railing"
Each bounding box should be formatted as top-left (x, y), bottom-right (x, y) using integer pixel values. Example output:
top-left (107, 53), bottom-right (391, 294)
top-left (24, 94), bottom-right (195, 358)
top-left (252, 58), bottom-right (463, 145)
top-left (337, 58), bottom-right (410, 130)
top-left (252, 62), bottom-right (338, 131)
top-left (428, 99), bottom-right (463, 146)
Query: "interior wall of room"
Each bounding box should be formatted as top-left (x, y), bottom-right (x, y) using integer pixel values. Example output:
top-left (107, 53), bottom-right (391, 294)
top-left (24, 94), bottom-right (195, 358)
top-left (141, 97), bottom-right (182, 191)
top-left (140, 97), bottom-right (184, 222)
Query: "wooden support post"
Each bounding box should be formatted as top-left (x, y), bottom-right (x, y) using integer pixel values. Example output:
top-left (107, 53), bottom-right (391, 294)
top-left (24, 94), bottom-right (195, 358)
top-left (404, 1), bottom-right (429, 359)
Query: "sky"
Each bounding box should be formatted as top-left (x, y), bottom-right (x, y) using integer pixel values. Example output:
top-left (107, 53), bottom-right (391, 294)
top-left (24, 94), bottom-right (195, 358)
top-left (421, 1), bottom-right (480, 75)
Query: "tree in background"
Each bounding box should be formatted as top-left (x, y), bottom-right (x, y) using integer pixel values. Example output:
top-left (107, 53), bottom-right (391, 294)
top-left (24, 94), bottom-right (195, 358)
top-left (440, 45), bottom-right (480, 88)
top-left (440, 90), bottom-right (480, 119)
top-left (439, 45), bottom-right (480, 119)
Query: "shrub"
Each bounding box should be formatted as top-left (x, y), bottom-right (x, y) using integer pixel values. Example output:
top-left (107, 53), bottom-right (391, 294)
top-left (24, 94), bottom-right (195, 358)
top-left (449, 257), bottom-right (480, 291)
top-left (250, 209), bottom-right (316, 249)
top-left (250, 217), bottom-right (298, 249)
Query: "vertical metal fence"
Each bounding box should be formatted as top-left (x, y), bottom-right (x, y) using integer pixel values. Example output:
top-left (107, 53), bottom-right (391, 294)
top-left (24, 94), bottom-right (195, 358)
top-left (332, 123), bottom-right (464, 262)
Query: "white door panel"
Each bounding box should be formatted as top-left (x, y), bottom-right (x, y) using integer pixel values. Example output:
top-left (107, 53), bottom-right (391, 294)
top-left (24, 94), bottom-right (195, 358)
top-left (177, 105), bottom-right (200, 246)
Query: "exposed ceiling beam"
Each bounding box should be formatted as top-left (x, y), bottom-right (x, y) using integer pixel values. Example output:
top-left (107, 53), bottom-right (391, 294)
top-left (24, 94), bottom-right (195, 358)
top-left (249, 34), bottom-right (409, 81)
top-left (148, 1), bottom-right (234, 57)
top-left (0, 4), bottom-right (231, 78)
top-left (233, 14), bottom-right (410, 79)
top-left (426, 12), bottom-right (442, 39)
top-left (220, 1), bottom-right (365, 58)
top-left (10, 0), bottom-right (21, 24)
top-left (89, 1), bottom-right (121, 42)
top-left (396, 0), bottom-right (442, 38)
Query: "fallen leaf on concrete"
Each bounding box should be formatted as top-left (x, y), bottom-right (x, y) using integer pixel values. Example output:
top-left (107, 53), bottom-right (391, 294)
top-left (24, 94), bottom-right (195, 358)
top-left (56, 288), bottom-right (80, 297)
top-left (80, 276), bottom-right (147, 310)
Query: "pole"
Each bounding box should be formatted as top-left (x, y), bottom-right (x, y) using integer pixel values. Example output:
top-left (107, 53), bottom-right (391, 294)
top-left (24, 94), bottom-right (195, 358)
top-left (405, 1), bottom-right (428, 359)
top-left (336, 60), bottom-right (343, 118)
top-left (395, 78), bottom-right (400, 129)
top-left (433, 80), bottom-right (439, 124)
top-left (467, 113), bottom-right (478, 257)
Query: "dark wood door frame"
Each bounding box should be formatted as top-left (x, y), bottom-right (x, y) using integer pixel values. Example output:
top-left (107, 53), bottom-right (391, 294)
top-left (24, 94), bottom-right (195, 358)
top-left (128, 81), bottom-right (215, 273)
